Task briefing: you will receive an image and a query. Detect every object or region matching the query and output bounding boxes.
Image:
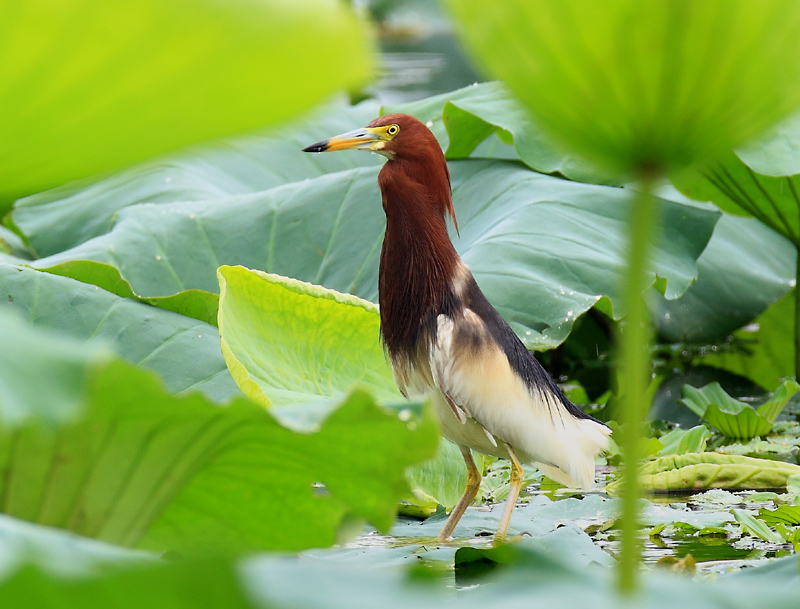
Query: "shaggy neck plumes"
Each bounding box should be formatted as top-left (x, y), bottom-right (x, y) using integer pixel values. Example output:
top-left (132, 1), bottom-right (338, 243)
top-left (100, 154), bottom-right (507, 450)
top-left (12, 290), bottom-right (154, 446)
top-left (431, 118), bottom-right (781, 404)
top-left (377, 157), bottom-right (460, 358)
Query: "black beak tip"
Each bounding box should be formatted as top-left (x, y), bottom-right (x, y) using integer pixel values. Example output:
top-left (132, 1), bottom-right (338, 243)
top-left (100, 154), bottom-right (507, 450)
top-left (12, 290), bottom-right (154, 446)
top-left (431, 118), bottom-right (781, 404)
top-left (302, 140), bottom-right (329, 153)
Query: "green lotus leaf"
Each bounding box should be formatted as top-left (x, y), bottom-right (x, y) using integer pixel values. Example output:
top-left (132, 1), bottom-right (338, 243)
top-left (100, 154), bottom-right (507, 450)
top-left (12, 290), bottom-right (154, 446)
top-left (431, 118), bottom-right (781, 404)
top-left (217, 265), bottom-right (495, 508)
top-left (445, 0), bottom-right (800, 173)
top-left (650, 214), bottom-right (794, 343)
top-left (732, 509), bottom-right (783, 543)
top-left (0, 310), bottom-right (111, 425)
top-left (610, 453), bottom-right (800, 492)
top-left (0, 558), bottom-right (250, 609)
top-left (1, 260), bottom-right (236, 401)
top-left (757, 505), bottom-right (800, 527)
top-left (385, 82), bottom-right (620, 185)
top-left (0, 320), bottom-right (438, 553)
top-left (217, 265), bottom-right (399, 410)
top-left (656, 425), bottom-right (711, 457)
top-left (12, 100), bottom-right (383, 258)
top-left (696, 289), bottom-right (795, 391)
top-left (33, 160), bottom-right (718, 350)
top-left (671, 150), bottom-right (800, 246)
top-left (40, 260), bottom-right (219, 327)
top-left (0, 0), bottom-right (373, 209)
top-left (679, 381), bottom-right (799, 439)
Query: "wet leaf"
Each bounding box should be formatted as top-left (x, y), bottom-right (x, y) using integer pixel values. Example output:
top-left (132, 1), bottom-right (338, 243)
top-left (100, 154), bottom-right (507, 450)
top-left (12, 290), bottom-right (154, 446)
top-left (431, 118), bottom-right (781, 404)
top-left (650, 214), bottom-right (794, 343)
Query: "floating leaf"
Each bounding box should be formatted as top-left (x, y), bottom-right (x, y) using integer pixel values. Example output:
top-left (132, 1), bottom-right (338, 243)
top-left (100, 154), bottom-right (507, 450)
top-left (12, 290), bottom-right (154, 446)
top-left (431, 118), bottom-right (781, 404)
top-left (757, 505), bottom-right (800, 527)
top-left (610, 453), bottom-right (800, 492)
top-left (732, 509), bottom-right (783, 544)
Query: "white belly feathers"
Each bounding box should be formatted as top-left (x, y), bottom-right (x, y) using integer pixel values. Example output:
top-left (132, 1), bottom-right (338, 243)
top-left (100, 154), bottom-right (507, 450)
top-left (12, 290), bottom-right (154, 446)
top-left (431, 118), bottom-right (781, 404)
top-left (391, 310), bottom-right (610, 490)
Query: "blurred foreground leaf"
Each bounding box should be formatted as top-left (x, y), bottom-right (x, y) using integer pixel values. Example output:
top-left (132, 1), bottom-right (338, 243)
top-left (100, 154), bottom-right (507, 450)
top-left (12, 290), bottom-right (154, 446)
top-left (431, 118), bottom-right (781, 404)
top-left (445, 0), bottom-right (800, 173)
top-left (0, 0), bottom-right (373, 208)
top-left (0, 316), bottom-right (438, 554)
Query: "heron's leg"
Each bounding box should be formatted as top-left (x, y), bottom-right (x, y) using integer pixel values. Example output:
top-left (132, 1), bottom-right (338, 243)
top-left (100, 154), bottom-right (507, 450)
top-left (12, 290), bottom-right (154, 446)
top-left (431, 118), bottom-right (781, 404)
top-left (494, 444), bottom-right (524, 544)
top-left (436, 447), bottom-right (481, 542)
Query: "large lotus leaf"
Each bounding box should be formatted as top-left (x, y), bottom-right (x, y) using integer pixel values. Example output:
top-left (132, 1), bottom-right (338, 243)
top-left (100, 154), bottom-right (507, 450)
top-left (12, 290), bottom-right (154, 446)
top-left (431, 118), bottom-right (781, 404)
top-left (0, 0), bottom-right (372, 210)
top-left (0, 260), bottom-right (237, 401)
top-left (0, 310), bottom-right (111, 425)
top-left (736, 112), bottom-right (800, 177)
top-left (649, 214), bottom-right (795, 343)
top-left (445, 0), bottom-right (800, 173)
top-left (43, 260), bottom-right (219, 327)
top-left (386, 82), bottom-right (620, 185)
top-left (671, 150), bottom-right (800, 246)
top-left (609, 453), bottom-right (800, 493)
top-left (245, 548), bottom-right (800, 609)
top-left (217, 265), bottom-right (398, 409)
top-left (217, 265), bottom-right (472, 508)
top-left (0, 514), bottom-right (152, 579)
top-left (0, 559), bottom-right (252, 609)
top-left (0, 338), bottom-right (438, 553)
top-left (12, 101), bottom-right (383, 258)
top-left (697, 290), bottom-right (795, 390)
top-left (34, 160), bottom-right (719, 350)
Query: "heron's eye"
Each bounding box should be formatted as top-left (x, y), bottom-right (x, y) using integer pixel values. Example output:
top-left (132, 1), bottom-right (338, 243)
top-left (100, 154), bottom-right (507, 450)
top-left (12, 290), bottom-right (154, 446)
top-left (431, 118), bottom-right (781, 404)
top-left (386, 124), bottom-right (400, 137)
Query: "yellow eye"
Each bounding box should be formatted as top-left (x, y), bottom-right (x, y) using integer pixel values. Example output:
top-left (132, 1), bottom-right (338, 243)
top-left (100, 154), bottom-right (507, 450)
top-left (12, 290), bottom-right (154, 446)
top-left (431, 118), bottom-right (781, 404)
top-left (386, 124), bottom-right (400, 137)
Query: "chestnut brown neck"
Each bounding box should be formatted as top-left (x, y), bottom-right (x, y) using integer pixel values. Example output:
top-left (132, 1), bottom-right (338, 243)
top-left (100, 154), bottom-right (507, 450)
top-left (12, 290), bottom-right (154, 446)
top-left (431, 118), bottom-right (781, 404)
top-left (377, 156), bottom-right (460, 358)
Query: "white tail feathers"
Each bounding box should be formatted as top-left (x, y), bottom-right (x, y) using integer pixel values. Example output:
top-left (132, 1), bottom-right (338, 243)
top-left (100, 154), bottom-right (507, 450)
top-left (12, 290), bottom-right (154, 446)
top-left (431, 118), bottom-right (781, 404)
top-left (533, 418), bottom-right (611, 489)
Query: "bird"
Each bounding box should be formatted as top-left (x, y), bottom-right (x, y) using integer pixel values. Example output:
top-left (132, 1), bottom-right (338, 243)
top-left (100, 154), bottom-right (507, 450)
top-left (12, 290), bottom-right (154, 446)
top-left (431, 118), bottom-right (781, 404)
top-left (303, 114), bottom-right (611, 543)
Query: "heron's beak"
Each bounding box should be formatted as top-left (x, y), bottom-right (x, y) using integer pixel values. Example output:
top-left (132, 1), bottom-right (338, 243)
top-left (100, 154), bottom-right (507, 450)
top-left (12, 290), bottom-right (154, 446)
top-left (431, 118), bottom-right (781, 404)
top-left (302, 127), bottom-right (385, 153)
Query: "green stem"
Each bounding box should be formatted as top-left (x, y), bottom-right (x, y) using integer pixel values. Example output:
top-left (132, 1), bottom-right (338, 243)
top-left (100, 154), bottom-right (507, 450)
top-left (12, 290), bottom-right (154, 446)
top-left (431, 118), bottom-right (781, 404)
top-left (617, 173), bottom-right (658, 595)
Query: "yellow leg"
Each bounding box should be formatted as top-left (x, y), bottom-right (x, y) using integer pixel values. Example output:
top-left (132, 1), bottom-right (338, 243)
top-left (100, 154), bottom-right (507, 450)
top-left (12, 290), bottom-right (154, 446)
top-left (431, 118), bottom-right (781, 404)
top-left (436, 447), bottom-right (481, 542)
top-left (494, 444), bottom-right (524, 544)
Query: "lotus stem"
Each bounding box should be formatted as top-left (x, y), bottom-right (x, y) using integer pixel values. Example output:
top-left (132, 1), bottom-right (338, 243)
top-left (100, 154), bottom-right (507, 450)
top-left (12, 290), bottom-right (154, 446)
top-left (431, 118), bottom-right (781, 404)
top-left (617, 170), bottom-right (659, 595)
